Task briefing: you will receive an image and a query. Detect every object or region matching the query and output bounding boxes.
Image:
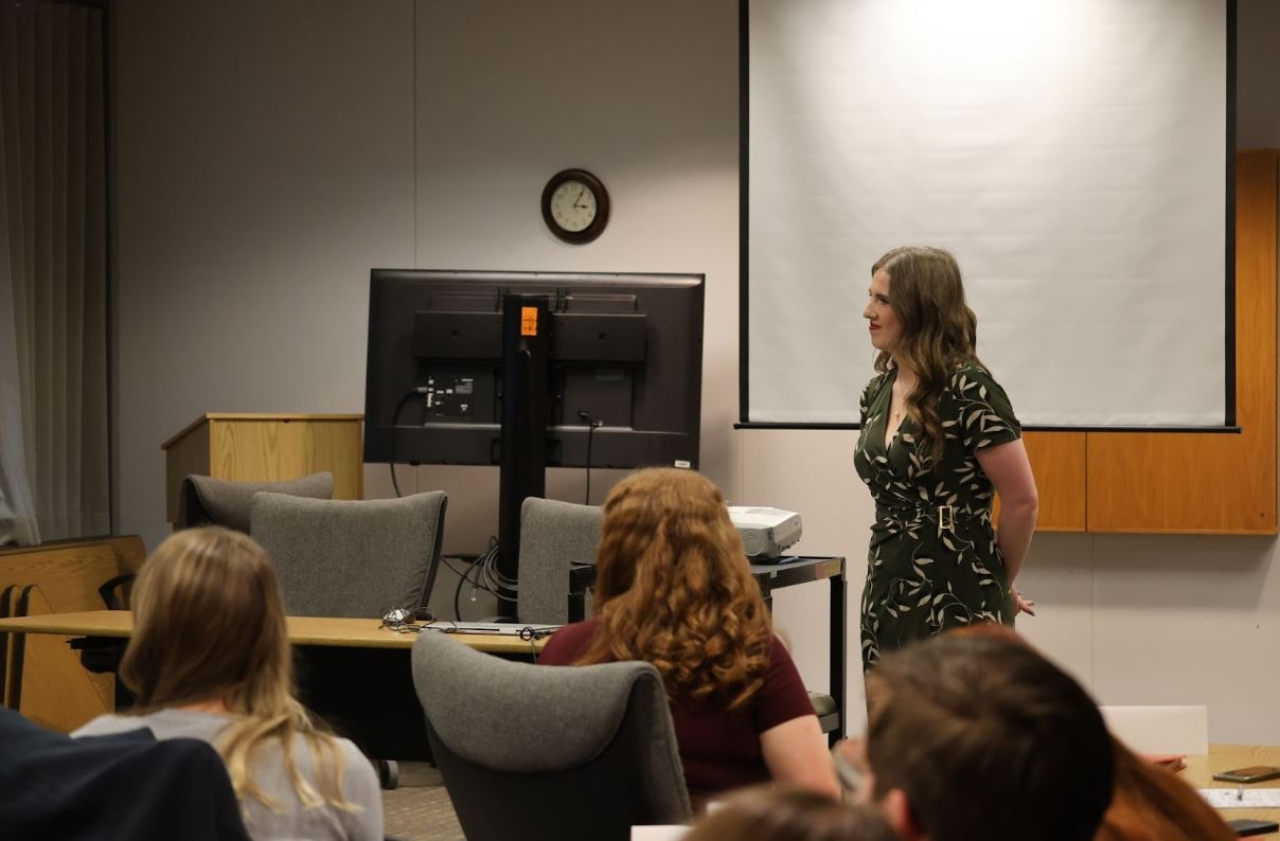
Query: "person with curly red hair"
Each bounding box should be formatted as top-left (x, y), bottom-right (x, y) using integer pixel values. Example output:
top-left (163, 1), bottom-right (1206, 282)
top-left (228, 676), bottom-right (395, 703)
top-left (537, 467), bottom-right (839, 805)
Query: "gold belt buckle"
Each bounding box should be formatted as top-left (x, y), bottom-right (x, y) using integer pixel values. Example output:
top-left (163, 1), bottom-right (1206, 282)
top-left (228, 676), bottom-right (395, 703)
top-left (937, 505), bottom-right (955, 535)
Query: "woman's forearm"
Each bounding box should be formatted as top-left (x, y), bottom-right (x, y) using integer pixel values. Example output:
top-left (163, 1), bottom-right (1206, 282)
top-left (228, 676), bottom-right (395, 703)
top-left (996, 497), bottom-right (1037, 583)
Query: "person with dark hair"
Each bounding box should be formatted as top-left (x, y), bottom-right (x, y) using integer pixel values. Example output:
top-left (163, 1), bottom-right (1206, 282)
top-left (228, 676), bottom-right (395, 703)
top-left (685, 787), bottom-right (900, 841)
top-left (950, 622), bottom-right (1236, 841)
top-left (74, 527), bottom-right (382, 841)
top-left (942, 622), bottom-right (1236, 841)
top-left (856, 246), bottom-right (1039, 670)
top-left (538, 467), bottom-right (839, 805)
top-left (837, 633), bottom-right (1114, 841)
top-left (1095, 737), bottom-right (1236, 841)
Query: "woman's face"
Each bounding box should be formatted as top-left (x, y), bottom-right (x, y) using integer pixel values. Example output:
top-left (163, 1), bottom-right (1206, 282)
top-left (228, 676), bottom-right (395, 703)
top-left (863, 269), bottom-right (902, 354)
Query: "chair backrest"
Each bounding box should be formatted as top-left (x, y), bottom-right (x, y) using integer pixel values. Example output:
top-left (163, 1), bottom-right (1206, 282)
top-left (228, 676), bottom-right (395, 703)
top-left (411, 632), bottom-right (690, 841)
top-left (1099, 705), bottom-right (1209, 756)
top-left (249, 491), bottom-right (447, 618)
top-left (517, 497), bottom-right (602, 624)
top-left (0, 708), bottom-right (251, 841)
top-left (176, 472), bottom-right (335, 533)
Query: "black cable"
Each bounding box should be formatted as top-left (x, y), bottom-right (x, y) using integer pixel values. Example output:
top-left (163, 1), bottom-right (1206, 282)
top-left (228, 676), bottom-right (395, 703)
top-left (453, 550), bottom-right (488, 620)
top-left (389, 390), bottom-right (422, 498)
top-left (442, 555), bottom-right (480, 620)
top-left (452, 538), bottom-right (499, 620)
top-left (578, 410), bottom-right (603, 505)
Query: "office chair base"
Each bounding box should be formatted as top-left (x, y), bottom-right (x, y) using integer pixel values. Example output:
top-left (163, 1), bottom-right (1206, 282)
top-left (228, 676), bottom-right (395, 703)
top-left (377, 759), bottom-right (400, 790)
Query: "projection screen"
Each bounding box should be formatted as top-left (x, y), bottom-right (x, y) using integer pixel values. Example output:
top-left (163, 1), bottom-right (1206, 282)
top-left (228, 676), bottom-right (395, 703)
top-left (744, 0), bottom-right (1232, 428)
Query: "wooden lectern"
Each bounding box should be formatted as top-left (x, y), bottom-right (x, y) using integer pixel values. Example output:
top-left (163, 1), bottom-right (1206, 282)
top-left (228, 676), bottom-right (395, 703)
top-left (161, 413), bottom-right (364, 524)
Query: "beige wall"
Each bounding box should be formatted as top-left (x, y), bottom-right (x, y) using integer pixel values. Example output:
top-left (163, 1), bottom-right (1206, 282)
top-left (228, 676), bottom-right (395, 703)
top-left (114, 0), bottom-right (1280, 742)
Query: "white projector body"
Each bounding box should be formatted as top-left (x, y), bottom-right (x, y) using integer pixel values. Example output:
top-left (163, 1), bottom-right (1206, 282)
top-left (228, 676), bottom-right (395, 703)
top-left (728, 506), bottom-right (803, 559)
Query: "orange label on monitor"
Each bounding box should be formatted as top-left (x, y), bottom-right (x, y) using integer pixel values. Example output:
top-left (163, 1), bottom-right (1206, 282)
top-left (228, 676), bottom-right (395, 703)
top-left (521, 307), bottom-right (538, 336)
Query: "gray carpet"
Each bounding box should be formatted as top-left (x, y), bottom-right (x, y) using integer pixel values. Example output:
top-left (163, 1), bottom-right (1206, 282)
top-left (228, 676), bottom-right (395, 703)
top-left (382, 762), bottom-right (464, 841)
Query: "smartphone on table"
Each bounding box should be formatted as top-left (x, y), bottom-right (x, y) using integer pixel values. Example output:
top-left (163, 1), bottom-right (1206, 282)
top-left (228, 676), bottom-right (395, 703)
top-left (1213, 766), bottom-right (1280, 784)
top-left (1226, 818), bottom-right (1280, 837)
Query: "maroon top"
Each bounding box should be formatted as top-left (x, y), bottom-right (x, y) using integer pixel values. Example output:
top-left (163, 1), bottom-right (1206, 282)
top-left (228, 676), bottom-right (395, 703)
top-left (538, 618), bottom-right (816, 800)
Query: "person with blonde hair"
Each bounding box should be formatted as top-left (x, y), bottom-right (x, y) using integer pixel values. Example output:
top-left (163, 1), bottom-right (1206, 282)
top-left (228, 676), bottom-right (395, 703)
top-left (856, 246), bottom-right (1039, 670)
top-left (74, 526), bottom-right (382, 841)
top-left (538, 467), bottom-right (839, 805)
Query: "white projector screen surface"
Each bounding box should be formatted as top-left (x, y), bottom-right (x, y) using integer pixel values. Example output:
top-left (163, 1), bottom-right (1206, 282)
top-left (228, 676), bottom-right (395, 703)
top-left (746, 0), bottom-right (1229, 427)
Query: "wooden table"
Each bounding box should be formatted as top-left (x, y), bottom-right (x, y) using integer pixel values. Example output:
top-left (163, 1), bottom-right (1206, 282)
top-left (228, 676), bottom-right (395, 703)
top-left (0, 610), bottom-right (546, 655)
top-left (1188, 745), bottom-right (1280, 837)
top-left (1, 610), bottom-right (545, 760)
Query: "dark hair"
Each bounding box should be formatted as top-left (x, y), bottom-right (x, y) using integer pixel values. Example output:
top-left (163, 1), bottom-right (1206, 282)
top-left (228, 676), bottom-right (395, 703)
top-left (685, 787), bottom-right (900, 841)
top-left (871, 246), bottom-right (981, 464)
top-left (865, 635), bottom-right (1114, 841)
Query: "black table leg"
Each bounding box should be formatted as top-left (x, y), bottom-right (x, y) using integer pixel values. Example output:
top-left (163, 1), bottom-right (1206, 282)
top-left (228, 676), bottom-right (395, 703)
top-left (828, 569), bottom-right (847, 746)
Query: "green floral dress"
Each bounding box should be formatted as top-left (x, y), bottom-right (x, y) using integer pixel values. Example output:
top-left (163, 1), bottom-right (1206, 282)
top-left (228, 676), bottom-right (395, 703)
top-left (854, 362), bottom-right (1021, 671)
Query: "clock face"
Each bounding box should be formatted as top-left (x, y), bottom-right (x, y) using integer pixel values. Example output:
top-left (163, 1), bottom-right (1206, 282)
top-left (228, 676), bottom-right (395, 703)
top-left (541, 169), bottom-right (609, 244)
top-left (549, 179), bottom-right (598, 233)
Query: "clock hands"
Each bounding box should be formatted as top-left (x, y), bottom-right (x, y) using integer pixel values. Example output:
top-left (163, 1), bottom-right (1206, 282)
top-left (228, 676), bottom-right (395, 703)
top-left (573, 187), bottom-right (587, 209)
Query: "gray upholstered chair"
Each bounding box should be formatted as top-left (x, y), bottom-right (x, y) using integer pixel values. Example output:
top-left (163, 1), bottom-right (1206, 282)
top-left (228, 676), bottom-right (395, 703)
top-left (516, 497), bottom-right (602, 624)
top-left (410, 632), bottom-right (690, 841)
top-left (248, 491), bottom-right (447, 618)
top-left (176, 472), bottom-right (335, 533)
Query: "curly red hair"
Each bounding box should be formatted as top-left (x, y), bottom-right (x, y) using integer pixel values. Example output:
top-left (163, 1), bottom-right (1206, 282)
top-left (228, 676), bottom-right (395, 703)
top-left (573, 467), bottom-right (773, 709)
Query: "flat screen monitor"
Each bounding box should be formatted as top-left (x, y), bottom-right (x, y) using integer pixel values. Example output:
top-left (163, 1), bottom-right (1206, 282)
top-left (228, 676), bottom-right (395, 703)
top-left (363, 270), bottom-right (704, 471)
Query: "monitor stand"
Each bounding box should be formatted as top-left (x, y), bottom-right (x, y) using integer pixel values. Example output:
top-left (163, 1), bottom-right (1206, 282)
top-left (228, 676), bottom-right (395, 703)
top-left (495, 293), bottom-right (552, 617)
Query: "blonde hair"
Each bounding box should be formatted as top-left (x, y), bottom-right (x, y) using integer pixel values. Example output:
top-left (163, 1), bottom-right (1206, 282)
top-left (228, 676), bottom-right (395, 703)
top-left (121, 526), bottom-right (358, 813)
top-left (871, 246), bottom-right (982, 464)
top-left (573, 468), bottom-right (773, 709)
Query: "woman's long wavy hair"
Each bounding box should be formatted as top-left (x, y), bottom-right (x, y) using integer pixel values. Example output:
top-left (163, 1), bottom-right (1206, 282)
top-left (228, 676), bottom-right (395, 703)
top-left (120, 526), bottom-right (359, 814)
top-left (872, 246), bottom-right (982, 464)
top-left (572, 468), bottom-right (773, 709)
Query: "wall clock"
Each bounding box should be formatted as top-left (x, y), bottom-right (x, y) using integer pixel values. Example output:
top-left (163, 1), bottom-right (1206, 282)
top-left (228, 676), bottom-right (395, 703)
top-left (541, 168), bottom-right (610, 244)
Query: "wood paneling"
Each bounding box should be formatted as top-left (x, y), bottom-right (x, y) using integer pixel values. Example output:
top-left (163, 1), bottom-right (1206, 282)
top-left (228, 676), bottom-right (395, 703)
top-left (1083, 150), bottom-right (1278, 533)
top-left (1022, 432), bottom-right (1087, 531)
top-left (163, 414), bottom-right (364, 522)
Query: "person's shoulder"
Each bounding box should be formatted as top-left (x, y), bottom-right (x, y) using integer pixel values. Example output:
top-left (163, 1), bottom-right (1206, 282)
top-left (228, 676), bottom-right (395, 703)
top-left (860, 370), bottom-right (892, 407)
top-left (863, 370), bottom-right (892, 393)
top-left (947, 361), bottom-right (1007, 393)
top-left (767, 633), bottom-right (794, 658)
top-left (549, 618), bottom-right (600, 643)
top-left (331, 735), bottom-right (379, 783)
top-left (765, 634), bottom-right (802, 672)
top-left (72, 713), bottom-right (147, 738)
top-left (538, 618), bottom-right (600, 664)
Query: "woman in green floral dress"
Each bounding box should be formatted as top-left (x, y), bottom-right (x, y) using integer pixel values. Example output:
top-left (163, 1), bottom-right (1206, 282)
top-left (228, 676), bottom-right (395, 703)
top-left (854, 247), bottom-right (1038, 671)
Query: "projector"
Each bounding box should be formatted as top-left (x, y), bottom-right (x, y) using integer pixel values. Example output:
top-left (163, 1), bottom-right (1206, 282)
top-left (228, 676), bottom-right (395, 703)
top-left (728, 506), bottom-right (803, 560)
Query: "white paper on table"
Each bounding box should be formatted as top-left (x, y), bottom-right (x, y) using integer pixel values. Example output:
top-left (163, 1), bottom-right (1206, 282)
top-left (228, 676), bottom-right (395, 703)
top-left (1198, 788), bottom-right (1280, 809)
top-left (630, 826), bottom-right (690, 841)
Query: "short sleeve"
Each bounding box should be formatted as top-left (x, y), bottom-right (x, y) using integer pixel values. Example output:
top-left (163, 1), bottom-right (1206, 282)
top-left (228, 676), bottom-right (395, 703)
top-left (951, 366), bottom-right (1021, 454)
top-left (753, 637), bottom-right (818, 734)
